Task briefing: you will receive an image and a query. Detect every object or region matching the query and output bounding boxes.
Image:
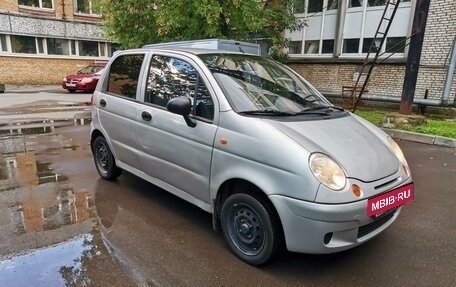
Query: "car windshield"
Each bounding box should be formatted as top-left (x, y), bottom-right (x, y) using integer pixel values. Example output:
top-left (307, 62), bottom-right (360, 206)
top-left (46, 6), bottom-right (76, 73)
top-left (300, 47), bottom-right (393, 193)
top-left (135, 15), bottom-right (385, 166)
top-left (78, 66), bottom-right (104, 74)
top-left (199, 54), bottom-right (336, 116)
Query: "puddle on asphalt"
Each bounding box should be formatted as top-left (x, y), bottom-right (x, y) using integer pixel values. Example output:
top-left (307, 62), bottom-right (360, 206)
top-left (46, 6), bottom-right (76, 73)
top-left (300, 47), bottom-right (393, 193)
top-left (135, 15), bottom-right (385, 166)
top-left (9, 184), bottom-right (95, 235)
top-left (0, 153), bottom-right (68, 191)
top-left (0, 234), bottom-right (96, 286)
top-left (0, 118), bottom-right (92, 136)
top-left (0, 223), bottom-right (132, 287)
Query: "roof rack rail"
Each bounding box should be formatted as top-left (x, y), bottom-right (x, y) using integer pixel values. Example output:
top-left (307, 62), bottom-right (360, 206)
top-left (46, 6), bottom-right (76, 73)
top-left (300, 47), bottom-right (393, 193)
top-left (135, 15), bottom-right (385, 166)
top-left (142, 39), bottom-right (261, 55)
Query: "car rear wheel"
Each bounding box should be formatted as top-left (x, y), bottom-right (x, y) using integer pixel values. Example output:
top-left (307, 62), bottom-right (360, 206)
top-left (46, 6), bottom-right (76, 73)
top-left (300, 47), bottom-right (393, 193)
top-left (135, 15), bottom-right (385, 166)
top-left (93, 136), bottom-right (122, 180)
top-left (221, 192), bottom-right (281, 265)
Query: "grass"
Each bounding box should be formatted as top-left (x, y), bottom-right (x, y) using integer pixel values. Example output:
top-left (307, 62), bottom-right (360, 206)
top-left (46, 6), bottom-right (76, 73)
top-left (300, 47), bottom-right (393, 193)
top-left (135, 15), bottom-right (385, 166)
top-left (354, 109), bottom-right (456, 139)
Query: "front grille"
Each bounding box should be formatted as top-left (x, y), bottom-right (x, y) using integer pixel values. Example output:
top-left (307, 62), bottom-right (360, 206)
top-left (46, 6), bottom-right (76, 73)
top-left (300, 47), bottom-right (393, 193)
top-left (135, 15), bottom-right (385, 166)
top-left (357, 211), bottom-right (396, 238)
top-left (374, 177), bottom-right (401, 192)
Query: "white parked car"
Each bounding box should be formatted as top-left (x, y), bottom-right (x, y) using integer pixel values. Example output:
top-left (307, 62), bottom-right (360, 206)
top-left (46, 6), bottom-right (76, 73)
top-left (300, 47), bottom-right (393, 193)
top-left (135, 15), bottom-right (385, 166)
top-left (90, 40), bottom-right (414, 265)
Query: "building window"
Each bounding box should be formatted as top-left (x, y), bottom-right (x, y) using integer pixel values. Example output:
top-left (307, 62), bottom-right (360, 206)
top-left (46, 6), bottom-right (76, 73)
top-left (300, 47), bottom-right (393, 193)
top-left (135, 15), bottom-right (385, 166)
top-left (70, 40), bottom-right (77, 55)
top-left (78, 40), bottom-right (99, 57)
top-left (367, 0), bottom-right (386, 6)
top-left (328, 0), bottom-right (338, 10)
top-left (37, 38), bottom-right (45, 54)
top-left (349, 0), bottom-right (362, 8)
top-left (307, 0), bottom-right (323, 13)
top-left (74, 0), bottom-right (99, 15)
top-left (343, 39), bottom-right (360, 53)
top-left (294, 1), bottom-right (305, 13)
top-left (386, 37), bottom-right (406, 53)
top-left (0, 35), bottom-right (8, 52)
top-left (99, 42), bottom-right (107, 57)
top-left (322, 40), bottom-right (334, 54)
top-left (289, 41), bottom-right (302, 54)
top-left (108, 43), bottom-right (121, 56)
top-left (47, 38), bottom-right (70, 55)
top-left (362, 38), bottom-right (382, 53)
top-left (11, 35), bottom-right (37, 54)
top-left (18, 0), bottom-right (53, 9)
top-left (304, 40), bottom-right (319, 54)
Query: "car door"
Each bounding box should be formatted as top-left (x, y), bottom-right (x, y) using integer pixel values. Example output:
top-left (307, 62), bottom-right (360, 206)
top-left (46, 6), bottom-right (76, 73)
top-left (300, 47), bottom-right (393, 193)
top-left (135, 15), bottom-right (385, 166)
top-left (96, 52), bottom-right (148, 169)
top-left (136, 53), bottom-right (218, 203)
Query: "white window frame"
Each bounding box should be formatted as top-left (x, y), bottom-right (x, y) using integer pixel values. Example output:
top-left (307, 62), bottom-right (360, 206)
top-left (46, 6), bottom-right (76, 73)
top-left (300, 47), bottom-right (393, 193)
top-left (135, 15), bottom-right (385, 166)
top-left (288, 0), bottom-right (338, 56)
top-left (18, 0), bottom-right (54, 10)
top-left (73, 0), bottom-right (100, 16)
top-left (0, 34), bottom-right (11, 53)
top-left (286, 0), bottom-right (413, 60)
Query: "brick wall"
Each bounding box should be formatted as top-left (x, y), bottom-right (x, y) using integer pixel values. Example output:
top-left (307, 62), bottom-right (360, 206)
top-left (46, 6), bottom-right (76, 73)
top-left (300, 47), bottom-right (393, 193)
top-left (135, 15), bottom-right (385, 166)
top-left (288, 63), bottom-right (407, 98)
top-left (416, 0), bottom-right (456, 102)
top-left (0, 0), bottom-right (19, 12)
top-left (0, 56), bottom-right (96, 85)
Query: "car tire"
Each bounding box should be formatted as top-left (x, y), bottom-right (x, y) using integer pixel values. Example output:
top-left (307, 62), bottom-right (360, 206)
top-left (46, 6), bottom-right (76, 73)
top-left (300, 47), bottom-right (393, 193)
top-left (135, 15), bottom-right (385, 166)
top-left (221, 192), bottom-right (281, 265)
top-left (92, 136), bottom-right (122, 180)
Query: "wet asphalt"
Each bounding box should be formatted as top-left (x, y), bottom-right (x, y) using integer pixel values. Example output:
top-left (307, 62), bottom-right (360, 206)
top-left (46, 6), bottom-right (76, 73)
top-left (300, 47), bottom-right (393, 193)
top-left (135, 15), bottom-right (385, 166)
top-left (0, 89), bottom-right (455, 286)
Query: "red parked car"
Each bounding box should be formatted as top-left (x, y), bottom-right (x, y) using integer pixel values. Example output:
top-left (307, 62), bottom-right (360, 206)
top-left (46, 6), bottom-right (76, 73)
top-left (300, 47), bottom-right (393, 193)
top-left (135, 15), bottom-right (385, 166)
top-left (62, 65), bottom-right (105, 93)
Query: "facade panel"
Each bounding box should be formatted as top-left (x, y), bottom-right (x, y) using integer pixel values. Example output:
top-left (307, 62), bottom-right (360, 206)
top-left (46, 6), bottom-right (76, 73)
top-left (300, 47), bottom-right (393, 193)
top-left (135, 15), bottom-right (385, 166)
top-left (286, 0), bottom-right (455, 105)
top-left (0, 0), bottom-right (114, 85)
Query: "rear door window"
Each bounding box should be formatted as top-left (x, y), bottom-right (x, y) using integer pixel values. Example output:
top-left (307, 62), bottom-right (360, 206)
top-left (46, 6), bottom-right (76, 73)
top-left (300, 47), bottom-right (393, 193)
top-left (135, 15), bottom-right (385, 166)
top-left (107, 54), bottom-right (145, 99)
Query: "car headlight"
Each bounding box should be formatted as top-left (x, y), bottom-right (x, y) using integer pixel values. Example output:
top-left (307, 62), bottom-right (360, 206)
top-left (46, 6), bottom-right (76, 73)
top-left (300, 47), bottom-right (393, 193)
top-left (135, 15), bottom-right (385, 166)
top-left (388, 137), bottom-right (410, 175)
top-left (309, 153), bottom-right (347, 191)
top-left (63, 77), bottom-right (67, 82)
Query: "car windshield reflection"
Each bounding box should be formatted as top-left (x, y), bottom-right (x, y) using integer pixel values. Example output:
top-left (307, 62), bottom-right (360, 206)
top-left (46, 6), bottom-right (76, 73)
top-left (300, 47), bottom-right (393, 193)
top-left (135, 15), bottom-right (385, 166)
top-left (199, 54), bottom-right (336, 116)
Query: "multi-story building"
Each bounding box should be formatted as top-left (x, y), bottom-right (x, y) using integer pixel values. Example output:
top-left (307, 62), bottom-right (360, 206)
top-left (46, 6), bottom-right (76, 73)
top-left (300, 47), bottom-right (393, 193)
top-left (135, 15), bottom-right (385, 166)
top-left (285, 0), bottom-right (456, 105)
top-left (0, 0), bottom-right (115, 85)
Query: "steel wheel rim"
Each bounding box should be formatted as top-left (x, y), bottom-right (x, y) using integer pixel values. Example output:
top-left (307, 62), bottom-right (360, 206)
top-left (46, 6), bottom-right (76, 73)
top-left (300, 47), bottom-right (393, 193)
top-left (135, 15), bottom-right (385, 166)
top-left (95, 142), bottom-right (109, 174)
top-left (226, 202), bottom-right (265, 256)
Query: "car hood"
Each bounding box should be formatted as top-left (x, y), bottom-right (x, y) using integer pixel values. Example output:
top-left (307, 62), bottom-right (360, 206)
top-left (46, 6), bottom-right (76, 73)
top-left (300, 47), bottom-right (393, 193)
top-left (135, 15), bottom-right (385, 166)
top-left (66, 73), bottom-right (98, 79)
top-left (264, 115), bottom-right (399, 182)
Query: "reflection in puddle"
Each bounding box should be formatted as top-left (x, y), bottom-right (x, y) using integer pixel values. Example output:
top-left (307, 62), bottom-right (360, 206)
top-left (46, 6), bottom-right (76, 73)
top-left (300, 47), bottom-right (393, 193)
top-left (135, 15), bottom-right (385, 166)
top-left (0, 152), bottom-right (95, 235)
top-left (9, 185), bottom-right (95, 235)
top-left (0, 233), bottom-right (99, 287)
top-left (0, 118), bottom-right (92, 136)
top-left (0, 152), bottom-right (68, 191)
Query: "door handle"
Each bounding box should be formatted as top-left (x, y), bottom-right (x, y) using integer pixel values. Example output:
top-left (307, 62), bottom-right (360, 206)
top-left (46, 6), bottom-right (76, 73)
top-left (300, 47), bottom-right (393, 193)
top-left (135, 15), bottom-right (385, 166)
top-left (141, 111), bottom-right (152, 121)
top-left (100, 99), bottom-right (107, 107)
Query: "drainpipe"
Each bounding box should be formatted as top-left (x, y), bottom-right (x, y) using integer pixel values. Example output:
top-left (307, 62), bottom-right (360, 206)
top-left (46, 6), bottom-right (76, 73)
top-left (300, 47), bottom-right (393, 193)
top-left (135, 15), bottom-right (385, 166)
top-left (334, 0), bottom-right (348, 58)
top-left (61, 0), bottom-right (66, 20)
top-left (442, 35), bottom-right (456, 106)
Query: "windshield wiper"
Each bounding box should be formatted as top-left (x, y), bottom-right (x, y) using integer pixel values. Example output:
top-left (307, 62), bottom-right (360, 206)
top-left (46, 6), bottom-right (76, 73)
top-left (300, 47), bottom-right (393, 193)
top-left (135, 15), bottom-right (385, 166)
top-left (239, 109), bottom-right (295, 116)
top-left (296, 106), bottom-right (346, 115)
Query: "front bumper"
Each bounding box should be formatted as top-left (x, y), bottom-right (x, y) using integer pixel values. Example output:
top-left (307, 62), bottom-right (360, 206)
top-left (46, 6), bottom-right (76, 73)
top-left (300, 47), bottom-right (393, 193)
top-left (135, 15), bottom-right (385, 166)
top-left (269, 178), bottom-right (412, 254)
top-left (62, 81), bottom-right (96, 91)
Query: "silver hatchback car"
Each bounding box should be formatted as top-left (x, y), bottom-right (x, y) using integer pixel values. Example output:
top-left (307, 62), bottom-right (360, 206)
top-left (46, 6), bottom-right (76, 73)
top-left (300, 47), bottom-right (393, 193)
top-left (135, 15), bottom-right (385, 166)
top-left (90, 40), bottom-right (413, 265)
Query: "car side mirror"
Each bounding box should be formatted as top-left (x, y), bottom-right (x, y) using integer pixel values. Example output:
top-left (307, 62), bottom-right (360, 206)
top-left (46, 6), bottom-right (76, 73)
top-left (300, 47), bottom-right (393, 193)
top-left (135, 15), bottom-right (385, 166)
top-left (167, 97), bottom-right (197, 127)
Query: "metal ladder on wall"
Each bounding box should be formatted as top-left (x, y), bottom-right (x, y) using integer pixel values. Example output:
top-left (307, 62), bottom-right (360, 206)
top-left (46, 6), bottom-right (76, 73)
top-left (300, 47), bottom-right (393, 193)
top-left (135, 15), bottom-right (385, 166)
top-left (349, 0), bottom-right (402, 112)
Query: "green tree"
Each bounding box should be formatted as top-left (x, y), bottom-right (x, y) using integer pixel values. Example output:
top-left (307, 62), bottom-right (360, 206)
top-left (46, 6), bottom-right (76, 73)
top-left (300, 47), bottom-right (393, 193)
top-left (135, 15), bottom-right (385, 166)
top-left (100, 0), bottom-right (303, 55)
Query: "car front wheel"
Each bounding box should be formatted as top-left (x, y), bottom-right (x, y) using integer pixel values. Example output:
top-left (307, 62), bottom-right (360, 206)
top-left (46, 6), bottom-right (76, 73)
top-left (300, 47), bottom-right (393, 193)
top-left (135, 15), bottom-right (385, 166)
top-left (93, 136), bottom-right (122, 180)
top-left (221, 192), bottom-right (281, 265)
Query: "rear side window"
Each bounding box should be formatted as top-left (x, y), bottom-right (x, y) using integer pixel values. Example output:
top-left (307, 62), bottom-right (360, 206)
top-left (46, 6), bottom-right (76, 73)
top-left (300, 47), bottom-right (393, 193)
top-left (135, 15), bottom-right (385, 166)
top-left (107, 54), bottom-right (145, 99)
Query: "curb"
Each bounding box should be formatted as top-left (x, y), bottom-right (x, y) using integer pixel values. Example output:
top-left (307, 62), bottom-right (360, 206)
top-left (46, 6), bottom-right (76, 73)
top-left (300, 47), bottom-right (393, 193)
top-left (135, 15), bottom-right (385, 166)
top-left (3, 85), bottom-right (62, 93)
top-left (383, 129), bottom-right (456, 148)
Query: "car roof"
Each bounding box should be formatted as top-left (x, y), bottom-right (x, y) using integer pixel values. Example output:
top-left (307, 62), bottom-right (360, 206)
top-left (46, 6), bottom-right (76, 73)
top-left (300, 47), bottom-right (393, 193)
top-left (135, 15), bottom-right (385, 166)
top-left (115, 47), bottom-right (261, 58)
top-left (152, 47), bottom-right (260, 55)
